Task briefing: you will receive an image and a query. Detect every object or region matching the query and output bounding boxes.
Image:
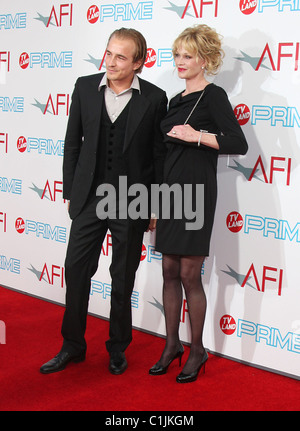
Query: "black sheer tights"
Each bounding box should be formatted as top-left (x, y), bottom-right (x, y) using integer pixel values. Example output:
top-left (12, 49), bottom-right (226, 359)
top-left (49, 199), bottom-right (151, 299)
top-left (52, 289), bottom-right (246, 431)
top-left (157, 254), bottom-right (207, 374)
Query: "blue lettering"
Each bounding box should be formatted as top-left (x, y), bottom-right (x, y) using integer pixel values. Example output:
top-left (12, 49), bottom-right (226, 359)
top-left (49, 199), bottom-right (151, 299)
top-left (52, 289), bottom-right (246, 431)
top-left (0, 13), bottom-right (26, 30)
top-left (0, 256), bottom-right (21, 273)
top-left (25, 220), bottom-right (66, 243)
top-left (0, 177), bottom-right (22, 194)
top-left (0, 97), bottom-right (24, 112)
top-left (99, 2), bottom-right (153, 21)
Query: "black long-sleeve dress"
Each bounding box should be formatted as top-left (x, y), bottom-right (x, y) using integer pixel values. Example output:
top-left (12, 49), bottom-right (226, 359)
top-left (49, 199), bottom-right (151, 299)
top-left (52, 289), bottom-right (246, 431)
top-left (155, 83), bottom-right (248, 256)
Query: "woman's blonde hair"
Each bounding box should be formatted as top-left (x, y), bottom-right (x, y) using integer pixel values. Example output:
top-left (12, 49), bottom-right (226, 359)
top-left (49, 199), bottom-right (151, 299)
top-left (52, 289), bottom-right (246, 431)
top-left (172, 24), bottom-right (224, 75)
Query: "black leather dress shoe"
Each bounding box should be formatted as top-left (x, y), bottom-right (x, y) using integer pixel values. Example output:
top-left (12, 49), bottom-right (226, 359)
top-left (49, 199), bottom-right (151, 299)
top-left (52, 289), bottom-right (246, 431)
top-left (40, 350), bottom-right (86, 374)
top-left (109, 352), bottom-right (128, 375)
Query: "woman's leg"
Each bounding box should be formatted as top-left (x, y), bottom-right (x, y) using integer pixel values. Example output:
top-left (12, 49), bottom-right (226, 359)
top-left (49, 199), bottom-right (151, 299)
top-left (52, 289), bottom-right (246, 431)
top-left (155, 254), bottom-right (183, 366)
top-left (180, 255), bottom-right (206, 374)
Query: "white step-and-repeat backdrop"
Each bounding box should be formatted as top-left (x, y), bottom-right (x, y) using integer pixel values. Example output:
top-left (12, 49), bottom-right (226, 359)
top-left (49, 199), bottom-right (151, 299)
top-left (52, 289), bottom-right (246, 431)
top-left (1, 0), bottom-right (299, 379)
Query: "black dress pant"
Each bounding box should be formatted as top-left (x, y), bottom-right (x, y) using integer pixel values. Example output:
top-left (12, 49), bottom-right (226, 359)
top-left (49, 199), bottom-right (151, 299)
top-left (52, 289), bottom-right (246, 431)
top-left (61, 195), bottom-right (144, 355)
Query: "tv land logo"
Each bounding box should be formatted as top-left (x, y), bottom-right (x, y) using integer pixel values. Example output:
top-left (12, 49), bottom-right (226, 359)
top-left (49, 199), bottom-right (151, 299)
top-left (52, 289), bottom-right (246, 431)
top-left (240, 0), bottom-right (300, 14)
top-left (235, 42), bottom-right (299, 72)
top-left (17, 136), bottom-right (64, 156)
top-left (19, 51), bottom-right (72, 69)
top-left (226, 211), bottom-right (300, 244)
top-left (234, 102), bottom-right (300, 128)
top-left (86, 2), bottom-right (153, 23)
top-left (220, 315), bottom-right (300, 355)
top-left (15, 217), bottom-right (67, 243)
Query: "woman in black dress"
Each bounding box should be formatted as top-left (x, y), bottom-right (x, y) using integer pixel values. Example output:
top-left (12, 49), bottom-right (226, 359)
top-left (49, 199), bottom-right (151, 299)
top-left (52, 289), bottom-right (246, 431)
top-left (149, 25), bottom-right (248, 383)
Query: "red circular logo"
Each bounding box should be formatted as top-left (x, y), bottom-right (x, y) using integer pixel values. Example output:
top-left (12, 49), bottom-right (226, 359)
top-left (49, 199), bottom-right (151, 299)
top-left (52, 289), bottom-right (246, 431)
top-left (19, 52), bottom-right (29, 69)
top-left (239, 0), bottom-right (257, 15)
top-left (226, 212), bottom-right (243, 233)
top-left (144, 48), bottom-right (157, 68)
top-left (234, 104), bottom-right (250, 126)
top-left (17, 136), bottom-right (27, 153)
top-left (15, 218), bottom-right (25, 234)
top-left (87, 5), bottom-right (99, 23)
top-left (220, 315), bottom-right (236, 335)
top-left (140, 244), bottom-right (147, 261)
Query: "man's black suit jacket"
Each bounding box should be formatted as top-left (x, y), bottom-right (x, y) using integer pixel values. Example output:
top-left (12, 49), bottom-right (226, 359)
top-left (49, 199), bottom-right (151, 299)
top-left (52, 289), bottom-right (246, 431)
top-left (63, 72), bottom-right (168, 226)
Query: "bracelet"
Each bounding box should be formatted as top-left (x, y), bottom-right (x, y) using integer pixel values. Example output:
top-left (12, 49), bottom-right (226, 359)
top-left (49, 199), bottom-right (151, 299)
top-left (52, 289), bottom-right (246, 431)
top-left (198, 129), bottom-right (207, 146)
top-left (197, 131), bottom-right (202, 146)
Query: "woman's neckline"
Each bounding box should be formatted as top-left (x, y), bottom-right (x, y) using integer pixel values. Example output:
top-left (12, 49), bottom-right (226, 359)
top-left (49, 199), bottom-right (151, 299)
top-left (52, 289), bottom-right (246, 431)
top-left (180, 82), bottom-right (213, 98)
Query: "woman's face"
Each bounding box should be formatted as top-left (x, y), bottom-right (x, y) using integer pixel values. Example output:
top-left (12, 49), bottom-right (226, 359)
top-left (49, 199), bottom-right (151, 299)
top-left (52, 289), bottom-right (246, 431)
top-left (174, 45), bottom-right (205, 81)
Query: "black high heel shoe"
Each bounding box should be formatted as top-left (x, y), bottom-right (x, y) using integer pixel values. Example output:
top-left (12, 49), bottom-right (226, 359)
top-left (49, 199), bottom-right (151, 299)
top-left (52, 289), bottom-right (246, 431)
top-left (176, 349), bottom-right (208, 383)
top-left (149, 345), bottom-right (184, 375)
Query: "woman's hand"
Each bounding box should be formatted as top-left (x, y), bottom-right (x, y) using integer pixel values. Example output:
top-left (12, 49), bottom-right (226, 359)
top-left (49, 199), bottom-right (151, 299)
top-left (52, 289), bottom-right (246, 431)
top-left (167, 124), bottom-right (198, 143)
top-left (167, 124), bottom-right (219, 149)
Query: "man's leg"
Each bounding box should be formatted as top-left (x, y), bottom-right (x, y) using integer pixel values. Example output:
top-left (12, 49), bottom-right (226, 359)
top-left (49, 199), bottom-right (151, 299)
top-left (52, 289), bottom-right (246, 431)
top-left (106, 220), bottom-right (144, 354)
top-left (62, 199), bottom-right (108, 355)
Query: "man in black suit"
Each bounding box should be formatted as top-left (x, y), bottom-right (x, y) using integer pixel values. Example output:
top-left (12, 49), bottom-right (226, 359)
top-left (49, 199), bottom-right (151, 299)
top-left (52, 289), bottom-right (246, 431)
top-left (40, 28), bottom-right (167, 375)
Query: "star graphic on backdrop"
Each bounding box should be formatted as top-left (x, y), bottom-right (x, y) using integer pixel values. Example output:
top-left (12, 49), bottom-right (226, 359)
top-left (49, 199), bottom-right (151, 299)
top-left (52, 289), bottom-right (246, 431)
top-left (221, 265), bottom-right (255, 290)
top-left (229, 160), bottom-right (261, 181)
top-left (163, 1), bottom-right (192, 17)
top-left (234, 50), bottom-right (271, 70)
top-left (84, 54), bottom-right (106, 70)
top-left (34, 13), bottom-right (53, 27)
top-left (28, 264), bottom-right (47, 282)
top-left (31, 99), bottom-right (49, 114)
top-left (148, 297), bottom-right (164, 315)
top-left (29, 183), bottom-right (49, 199)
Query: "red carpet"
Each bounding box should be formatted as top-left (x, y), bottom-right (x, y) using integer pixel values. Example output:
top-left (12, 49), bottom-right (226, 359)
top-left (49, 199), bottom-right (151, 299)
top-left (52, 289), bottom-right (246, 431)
top-left (0, 285), bottom-right (299, 412)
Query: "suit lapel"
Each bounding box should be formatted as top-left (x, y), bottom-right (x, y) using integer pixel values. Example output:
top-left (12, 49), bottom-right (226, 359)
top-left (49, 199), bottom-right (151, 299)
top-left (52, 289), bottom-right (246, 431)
top-left (90, 83), bottom-right (105, 150)
top-left (123, 88), bottom-right (150, 152)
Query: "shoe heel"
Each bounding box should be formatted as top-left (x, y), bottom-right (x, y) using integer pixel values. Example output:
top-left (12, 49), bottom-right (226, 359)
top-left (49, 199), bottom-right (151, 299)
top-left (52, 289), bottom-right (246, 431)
top-left (178, 351), bottom-right (183, 367)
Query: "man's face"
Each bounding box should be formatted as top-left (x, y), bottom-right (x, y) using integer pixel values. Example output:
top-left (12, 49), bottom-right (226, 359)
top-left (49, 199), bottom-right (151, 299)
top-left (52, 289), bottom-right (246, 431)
top-left (105, 36), bottom-right (142, 87)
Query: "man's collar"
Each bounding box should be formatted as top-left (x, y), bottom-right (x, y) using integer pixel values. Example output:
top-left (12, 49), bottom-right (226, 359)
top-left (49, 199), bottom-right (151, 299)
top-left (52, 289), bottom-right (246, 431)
top-left (98, 73), bottom-right (141, 94)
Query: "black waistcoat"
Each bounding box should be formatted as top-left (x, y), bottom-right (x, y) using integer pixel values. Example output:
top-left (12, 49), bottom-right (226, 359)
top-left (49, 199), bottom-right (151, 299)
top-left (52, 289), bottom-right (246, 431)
top-left (93, 99), bottom-right (131, 190)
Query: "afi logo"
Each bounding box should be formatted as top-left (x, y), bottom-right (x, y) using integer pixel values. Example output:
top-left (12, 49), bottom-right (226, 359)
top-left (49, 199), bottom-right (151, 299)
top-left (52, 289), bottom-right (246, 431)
top-left (0, 133), bottom-right (8, 153)
top-left (176, 0), bottom-right (219, 18)
top-left (33, 94), bottom-right (70, 115)
top-left (40, 263), bottom-right (64, 288)
top-left (0, 51), bottom-right (10, 71)
top-left (242, 263), bottom-right (283, 296)
top-left (0, 211), bottom-right (7, 232)
top-left (229, 155), bottom-right (292, 186)
top-left (46, 4), bottom-right (73, 27)
top-left (236, 43), bottom-right (299, 71)
top-left (41, 180), bottom-right (64, 202)
top-left (249, 155), bottom-right (291, 185)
